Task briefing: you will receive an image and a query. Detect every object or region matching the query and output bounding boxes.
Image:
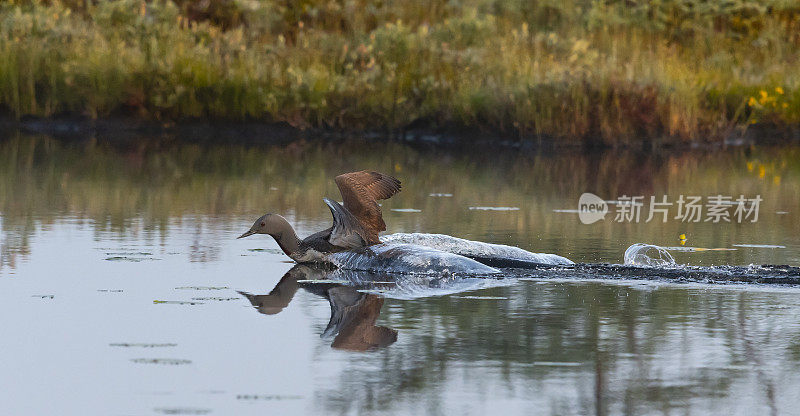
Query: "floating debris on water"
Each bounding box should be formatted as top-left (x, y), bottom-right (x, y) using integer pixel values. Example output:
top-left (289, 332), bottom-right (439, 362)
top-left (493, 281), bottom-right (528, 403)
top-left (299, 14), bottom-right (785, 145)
top-left (455, 296), bottom-right (509, 300)
top-left (153, 407), bottom-right (210, 415)
top-left (236, 394), bottom-right (303, 401)
top-left (131, 358), bottom-right (192, 365)
top-left (663, 246), bottom-right (738, 252)
top-left (105, 256), bottom-right (141, 262)
top-left (153, 300), bottom-right (205, 305)
top-left (190, 297), bottom-right (240, 301)
top-left (247, 248), bottom-right (283, 254)
top-left (733, 244), bottom-right (786, 249)
top-left (552, 209), bottom-right (580, 213)
top-left (104, 256), bottom-right (160, 262)
top-left (31, 295), bottom-right (54, 299)
top-left (469, 206), bottom-right (520, 211)
top-left (391, 208), bottom-right (422, 213)
top-left (97, 289), bottom-right (124, 293)
top-left (105, 252), bottom-right (153, 256)
top-left (776, 211), bottom-right (789, 215)
top-left (429, 193), bottom-right (453, 197)
top-left (110, 343), bottom-right (177, 348)
top-left (468, 361), bottom-right (582, 368)
top-left (526, 362), bottom-right (583, 367)
top-left (198, 390), bottom-right (226, 395)
top-left (174, 286), bottom-right (229, 290)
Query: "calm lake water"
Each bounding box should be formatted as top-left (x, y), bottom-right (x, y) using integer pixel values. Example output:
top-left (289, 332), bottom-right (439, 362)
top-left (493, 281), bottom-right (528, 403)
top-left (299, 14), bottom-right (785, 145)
top-left (1, 132), bottom-right (800, 415)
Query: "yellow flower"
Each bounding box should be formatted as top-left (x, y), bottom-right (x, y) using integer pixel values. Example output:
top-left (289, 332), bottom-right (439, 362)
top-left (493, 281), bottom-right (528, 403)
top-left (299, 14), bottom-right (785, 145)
top-left (783, 103), bottom-right (789, 108)
top-left (746, 161), bottom-right (754, 171)
top-left (775, 87), bottom-right (784, 95)
top-left (759, 90), bottom-right (769, 105)
top-left (748, 97), bottom-right (757, 107)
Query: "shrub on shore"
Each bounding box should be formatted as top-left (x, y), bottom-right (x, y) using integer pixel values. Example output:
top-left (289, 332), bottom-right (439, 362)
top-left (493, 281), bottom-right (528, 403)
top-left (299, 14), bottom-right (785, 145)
top-left (0, 0), bottom-right (798, 144)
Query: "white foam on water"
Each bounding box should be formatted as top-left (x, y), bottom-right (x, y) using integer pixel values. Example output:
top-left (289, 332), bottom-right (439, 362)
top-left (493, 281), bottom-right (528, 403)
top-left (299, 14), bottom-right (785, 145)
top-left (382, 233), bottom-right (574, 265)
top-left (327, 243), bottom-right (500, 276)
top-left (390, 208), bottom-right (422, 213)
top-left (624, 243), bottom-right (678, 267)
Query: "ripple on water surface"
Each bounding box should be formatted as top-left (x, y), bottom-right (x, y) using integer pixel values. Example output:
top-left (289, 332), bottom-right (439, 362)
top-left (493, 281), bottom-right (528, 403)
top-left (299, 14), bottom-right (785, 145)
top-left (130, 358), bottom-right (192, 365)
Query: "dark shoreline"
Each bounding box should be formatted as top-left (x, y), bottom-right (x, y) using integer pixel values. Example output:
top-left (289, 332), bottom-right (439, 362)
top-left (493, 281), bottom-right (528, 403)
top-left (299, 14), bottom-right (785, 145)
top-left (2, 116), bottom-right (799, 151)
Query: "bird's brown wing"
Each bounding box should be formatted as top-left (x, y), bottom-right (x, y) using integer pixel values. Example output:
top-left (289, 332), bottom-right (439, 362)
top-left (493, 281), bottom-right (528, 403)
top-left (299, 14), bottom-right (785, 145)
top-left (334, 171), bottom-right (401, 244)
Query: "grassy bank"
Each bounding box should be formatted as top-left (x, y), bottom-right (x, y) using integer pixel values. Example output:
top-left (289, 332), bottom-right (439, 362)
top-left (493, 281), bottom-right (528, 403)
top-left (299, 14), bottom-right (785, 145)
top-left (1, 0), bottom-right (799, 145)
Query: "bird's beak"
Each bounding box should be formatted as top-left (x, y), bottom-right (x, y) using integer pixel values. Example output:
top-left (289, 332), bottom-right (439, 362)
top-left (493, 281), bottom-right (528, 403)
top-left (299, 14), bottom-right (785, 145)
top-left (237, 230), bottom-right (255, 239)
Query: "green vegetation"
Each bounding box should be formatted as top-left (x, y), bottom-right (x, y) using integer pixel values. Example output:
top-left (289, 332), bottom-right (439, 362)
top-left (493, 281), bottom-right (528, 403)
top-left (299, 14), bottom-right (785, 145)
top-left (1, 0), bottom-right (799, 144)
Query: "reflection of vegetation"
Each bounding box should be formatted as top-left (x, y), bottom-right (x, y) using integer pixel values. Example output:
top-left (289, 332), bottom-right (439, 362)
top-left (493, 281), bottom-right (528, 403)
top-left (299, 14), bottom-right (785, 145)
top-left (1, 1), bottom-right (799, 143)
top-left (313, 282), bottom-right (800, 415)
top-left (1, 132), bottom-right (799, 270)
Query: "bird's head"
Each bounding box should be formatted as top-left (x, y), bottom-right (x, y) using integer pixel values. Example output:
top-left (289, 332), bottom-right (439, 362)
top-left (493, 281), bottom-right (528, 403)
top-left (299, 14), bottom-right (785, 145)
top-left (237, 213), bottom-right (287, 239)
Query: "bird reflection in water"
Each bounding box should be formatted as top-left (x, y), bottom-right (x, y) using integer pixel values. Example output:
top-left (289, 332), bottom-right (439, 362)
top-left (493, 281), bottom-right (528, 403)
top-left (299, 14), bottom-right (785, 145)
top-left (238, 265), bottom-right (397, 351)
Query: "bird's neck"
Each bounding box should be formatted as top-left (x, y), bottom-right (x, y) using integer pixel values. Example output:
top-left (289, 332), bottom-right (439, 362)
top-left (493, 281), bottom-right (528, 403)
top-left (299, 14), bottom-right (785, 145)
top-left (269, 219), bottom-right (301, 257)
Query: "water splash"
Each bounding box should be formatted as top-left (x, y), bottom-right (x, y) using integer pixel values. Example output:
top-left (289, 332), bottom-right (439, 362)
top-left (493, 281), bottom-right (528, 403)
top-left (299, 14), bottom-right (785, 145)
top-left (624, 244), bottom-right (677, 267)
top-left (292, 265), bottom-right (513, 300)
top-left (369, 277), bottom-right (515, 300)
top-left (328, 243), bottom-right (500, 275)
top-left (382, 233), bottom-right (573, 265)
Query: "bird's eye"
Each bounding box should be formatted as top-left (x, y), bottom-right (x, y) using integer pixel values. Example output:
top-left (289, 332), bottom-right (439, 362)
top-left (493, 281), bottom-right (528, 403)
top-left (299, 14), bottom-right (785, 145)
top-left (260, 222), bottom-right (266, 227)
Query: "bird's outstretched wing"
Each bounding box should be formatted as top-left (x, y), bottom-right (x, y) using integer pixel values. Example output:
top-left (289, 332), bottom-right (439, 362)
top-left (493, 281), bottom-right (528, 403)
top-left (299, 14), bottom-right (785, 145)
top-left (333, 171), bottom-right (401, 244)
top-left (324, 198), bottom-right (368, 249)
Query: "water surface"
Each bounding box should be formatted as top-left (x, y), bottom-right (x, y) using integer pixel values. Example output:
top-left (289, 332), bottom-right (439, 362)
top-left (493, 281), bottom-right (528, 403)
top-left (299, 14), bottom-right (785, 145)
top-left (1, 133), bottom-right (800, 415)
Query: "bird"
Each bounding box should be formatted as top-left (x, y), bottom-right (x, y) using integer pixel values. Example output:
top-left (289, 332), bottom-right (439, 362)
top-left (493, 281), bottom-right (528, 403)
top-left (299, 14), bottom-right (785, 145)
top-left (237, 170), bottom-right (401, 263)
